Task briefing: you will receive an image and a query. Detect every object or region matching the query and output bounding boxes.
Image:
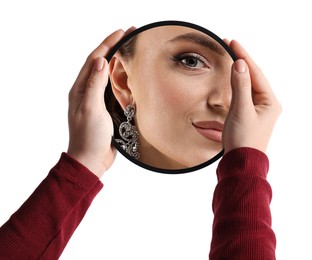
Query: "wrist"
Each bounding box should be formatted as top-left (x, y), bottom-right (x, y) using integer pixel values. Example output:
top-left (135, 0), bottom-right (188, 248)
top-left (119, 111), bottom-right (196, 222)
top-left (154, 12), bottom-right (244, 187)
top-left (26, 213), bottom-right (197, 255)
top-left (66, 150), bottom-right (106, 178)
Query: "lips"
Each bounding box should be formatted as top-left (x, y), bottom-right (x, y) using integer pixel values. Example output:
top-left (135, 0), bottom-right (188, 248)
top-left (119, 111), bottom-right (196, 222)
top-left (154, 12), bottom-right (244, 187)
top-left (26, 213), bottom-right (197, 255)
top-left (192, 121), bottom-right (223, 143)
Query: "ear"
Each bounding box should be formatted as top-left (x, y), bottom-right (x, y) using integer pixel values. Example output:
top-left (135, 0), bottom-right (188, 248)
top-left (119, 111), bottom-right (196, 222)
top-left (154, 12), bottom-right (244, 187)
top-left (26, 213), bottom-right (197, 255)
top-left (109, 55), bottom-right (133, 110)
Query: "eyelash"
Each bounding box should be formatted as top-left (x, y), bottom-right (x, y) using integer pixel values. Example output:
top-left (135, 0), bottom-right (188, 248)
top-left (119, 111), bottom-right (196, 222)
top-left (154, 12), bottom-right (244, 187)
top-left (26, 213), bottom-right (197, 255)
top-left (172, 53), bottom-right (210, 70)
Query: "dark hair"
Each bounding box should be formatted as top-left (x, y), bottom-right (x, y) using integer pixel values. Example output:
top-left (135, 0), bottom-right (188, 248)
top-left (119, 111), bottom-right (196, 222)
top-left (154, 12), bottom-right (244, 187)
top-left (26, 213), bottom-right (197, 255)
top-left (105, 35), bottom-right (138, 138)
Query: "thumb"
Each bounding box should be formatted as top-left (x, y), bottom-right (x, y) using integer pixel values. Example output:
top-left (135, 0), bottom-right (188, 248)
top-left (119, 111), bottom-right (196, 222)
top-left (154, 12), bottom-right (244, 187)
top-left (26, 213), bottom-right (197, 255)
top-left (84, 57), bottom-right (108, 107)
top-left (230, 59), bottom-right (254, 112)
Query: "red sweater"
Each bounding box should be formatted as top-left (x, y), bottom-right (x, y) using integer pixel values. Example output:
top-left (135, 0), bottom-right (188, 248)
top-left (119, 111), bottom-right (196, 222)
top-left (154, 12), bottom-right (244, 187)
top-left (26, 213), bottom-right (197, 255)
top-left (0, 148), bottom-right (276, 259)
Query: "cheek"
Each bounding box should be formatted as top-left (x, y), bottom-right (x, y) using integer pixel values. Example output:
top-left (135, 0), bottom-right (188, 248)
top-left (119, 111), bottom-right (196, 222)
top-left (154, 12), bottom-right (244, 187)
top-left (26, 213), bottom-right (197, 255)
top-left (133, 65), bottom-right (212, 123)
top-left (147, 70), bottom-right (198, 115)
top-left (131, 61), bottom-right (192, 115)
top-left (131, 67), bottom-right (195, 145)
top-left (154, 77), bottom-right (189, 111)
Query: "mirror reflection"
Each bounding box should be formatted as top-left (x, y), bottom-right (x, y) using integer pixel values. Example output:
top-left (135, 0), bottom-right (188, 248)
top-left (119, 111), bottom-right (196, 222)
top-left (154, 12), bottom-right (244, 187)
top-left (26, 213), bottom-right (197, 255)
top-left (105, 22), bottom-right (236, 173)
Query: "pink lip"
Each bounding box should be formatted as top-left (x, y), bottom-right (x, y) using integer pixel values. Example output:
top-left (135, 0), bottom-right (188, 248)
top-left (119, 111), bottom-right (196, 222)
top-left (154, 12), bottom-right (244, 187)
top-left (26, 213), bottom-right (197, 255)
top-left (192, 121), bottom-right (223, 143)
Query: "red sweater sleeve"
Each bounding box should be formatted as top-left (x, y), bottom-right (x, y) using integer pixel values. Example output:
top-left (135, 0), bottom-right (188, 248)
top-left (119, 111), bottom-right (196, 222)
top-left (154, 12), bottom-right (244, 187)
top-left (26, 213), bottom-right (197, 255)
top-left (209, 147), bottom-right (276, 259)
top-left (0, 152), bottom-right (103, 259)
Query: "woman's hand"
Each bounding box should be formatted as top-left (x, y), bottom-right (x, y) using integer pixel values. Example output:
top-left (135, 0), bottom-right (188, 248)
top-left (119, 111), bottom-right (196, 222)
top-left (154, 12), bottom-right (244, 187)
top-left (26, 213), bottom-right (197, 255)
top-left (223, 40), bottom-right (282, 154)
top-left (67, 28), bottom-right (135, 178)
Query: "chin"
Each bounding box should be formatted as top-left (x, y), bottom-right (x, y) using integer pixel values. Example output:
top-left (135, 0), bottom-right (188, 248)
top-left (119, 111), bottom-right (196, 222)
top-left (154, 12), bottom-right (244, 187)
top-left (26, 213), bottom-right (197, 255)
top-left (183, 150), bottom-right (221, 167)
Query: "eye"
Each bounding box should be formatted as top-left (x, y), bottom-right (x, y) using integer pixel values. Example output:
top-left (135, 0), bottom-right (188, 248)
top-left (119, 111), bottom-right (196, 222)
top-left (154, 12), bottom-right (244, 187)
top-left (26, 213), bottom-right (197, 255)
top-left (173, 53), bottom-right (210, 69)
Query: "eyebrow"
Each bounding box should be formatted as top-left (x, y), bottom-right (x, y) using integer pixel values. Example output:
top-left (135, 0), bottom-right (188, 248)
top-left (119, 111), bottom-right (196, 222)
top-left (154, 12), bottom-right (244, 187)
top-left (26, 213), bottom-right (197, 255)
top-left (167, 32), bottom-right (225, 55)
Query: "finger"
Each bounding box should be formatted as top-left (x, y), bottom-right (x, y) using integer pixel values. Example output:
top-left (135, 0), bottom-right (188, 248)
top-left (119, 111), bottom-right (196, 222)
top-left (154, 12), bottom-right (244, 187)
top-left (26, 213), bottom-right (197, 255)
top-left (92, 29), bottom-right (125, 56)
top-left (223, 38), bottom-right (230, 46)
top-left (69, 29), bottom-right (126, 110)
top-left (229, 40), bottom-right (258, 69)
top-left (125, 26), bottom-right (137, 35)
top-left (90, 26), bottom-right (136, 60)
top-left (82, 57), bottom-right (109, 109)
top-left (230, 59), bottom-right (254, 112)
top-left (229, 40), bottom-right (274, 104)
top-left (73, 27), bottom-right (135, 91)
top-left (75, 29), bottom-right (126, 87)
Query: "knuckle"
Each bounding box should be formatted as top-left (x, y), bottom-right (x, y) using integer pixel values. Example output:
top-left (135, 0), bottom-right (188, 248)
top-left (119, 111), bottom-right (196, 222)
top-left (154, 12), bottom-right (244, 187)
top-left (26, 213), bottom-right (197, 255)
top-left (68, 87), bottom-right (75, 102)
top-left (80, 102), bottom-right (93, 114)
top-left (86, 52), bottom-right (96, 63)
top-left (232, 71), bottom-right (250, 88)
top-left (272, 95), bottom-right (282, 113)
top-left (276, 100), bottom-right (282, 114)
top-left (236, 76), bottom-right (250, 88)
top-left (86, 52), bottom-right (97, 63)
top-left (87, 76), bottom-right (98, 89)
top-left (68, 87), bottom-right (74, 98)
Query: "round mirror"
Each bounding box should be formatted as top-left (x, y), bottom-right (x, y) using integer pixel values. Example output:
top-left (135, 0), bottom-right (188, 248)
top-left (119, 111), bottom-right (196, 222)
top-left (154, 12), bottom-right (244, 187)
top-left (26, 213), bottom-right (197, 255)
top-left (105, 20), bottom-right (237, 173)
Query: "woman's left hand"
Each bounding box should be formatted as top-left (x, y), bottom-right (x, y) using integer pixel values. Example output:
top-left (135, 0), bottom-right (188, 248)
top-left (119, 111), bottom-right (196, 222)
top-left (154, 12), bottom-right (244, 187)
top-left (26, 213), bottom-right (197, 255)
top-left (222, 40), bottom-right (282, 154)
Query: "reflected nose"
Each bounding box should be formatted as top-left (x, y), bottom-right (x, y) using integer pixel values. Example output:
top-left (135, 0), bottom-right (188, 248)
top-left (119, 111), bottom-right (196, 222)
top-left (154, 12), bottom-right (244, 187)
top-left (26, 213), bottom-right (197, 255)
top-left (206, 76), bottom-right (232, 115)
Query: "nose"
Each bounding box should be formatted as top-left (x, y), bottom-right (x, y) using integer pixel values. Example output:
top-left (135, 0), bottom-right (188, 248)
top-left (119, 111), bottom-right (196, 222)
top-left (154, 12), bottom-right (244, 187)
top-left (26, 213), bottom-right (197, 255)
top-left (206, 74), bottom-right (232, 115)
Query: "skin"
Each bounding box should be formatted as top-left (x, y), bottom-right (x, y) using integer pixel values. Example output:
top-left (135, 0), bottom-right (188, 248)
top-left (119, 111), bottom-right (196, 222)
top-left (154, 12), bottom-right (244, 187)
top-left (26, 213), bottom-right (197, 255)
top-left (67, 28), bottom-right (281, 178)
top-left (109, 26), bottom-right (234, 169)
top-left (223, 40), bottom-right (282, 154)
top-left (67, 28), bottom-right (135, 178)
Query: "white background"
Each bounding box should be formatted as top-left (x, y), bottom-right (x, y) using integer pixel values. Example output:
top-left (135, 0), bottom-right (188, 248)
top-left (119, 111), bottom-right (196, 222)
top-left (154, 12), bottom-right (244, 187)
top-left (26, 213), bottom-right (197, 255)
top-left (0, 0), bottom-right (311, 259)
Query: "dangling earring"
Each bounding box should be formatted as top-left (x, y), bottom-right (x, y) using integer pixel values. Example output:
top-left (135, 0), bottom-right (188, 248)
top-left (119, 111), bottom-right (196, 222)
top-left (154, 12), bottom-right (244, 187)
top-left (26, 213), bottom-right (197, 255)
top-left (115, 104), bottom-right (140, 159)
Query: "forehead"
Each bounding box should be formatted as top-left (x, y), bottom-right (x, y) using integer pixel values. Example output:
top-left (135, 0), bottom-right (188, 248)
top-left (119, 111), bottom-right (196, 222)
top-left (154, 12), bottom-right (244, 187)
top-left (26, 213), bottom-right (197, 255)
top-left (135, 25), bottom-right (226, 56)
top-left (138, 26), bottom-right (208, 40)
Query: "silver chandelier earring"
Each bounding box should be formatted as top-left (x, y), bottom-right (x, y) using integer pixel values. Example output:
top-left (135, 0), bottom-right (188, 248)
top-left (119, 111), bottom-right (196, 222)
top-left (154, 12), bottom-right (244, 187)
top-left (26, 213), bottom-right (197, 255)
top-left (115, 104), bottom-right (140, 159)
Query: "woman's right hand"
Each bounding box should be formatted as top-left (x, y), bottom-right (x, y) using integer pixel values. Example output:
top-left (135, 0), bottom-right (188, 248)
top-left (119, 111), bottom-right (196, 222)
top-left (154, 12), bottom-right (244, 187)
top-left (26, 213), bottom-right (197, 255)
top-left (67, 28), bottom-right (135, 178)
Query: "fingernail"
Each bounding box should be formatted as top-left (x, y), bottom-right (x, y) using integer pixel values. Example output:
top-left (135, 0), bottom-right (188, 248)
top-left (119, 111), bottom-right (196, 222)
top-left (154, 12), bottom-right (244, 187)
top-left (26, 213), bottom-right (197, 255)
top-left (125, 26), bottom-right (136, 34)
top-left (235, 59), bottom-right (246, 73)
top-left (223, 38), bottom-right (230, 45)
top-left (94, 57), bottom-right (104, 71)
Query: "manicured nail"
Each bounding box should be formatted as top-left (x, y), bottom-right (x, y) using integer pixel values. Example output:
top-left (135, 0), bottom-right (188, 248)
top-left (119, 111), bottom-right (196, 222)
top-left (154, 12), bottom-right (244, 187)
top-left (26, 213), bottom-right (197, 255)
top-left (94, 57), bottom-right (104, 71)
top-left (125, 26), bottom-right (136, 33)
top-left (235, 59), bottom-right (246, 73)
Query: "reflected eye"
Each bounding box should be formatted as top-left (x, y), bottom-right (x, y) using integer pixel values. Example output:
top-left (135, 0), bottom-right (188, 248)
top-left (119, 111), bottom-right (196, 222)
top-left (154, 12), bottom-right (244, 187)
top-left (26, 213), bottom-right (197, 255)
top-left (173, 53), bottom-right (209, 69)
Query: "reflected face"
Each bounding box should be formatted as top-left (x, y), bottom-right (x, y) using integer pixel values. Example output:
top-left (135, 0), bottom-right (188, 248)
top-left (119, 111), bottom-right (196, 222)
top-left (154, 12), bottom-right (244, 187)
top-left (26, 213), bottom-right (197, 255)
top-left (110, 25), bottom-right (234, 170)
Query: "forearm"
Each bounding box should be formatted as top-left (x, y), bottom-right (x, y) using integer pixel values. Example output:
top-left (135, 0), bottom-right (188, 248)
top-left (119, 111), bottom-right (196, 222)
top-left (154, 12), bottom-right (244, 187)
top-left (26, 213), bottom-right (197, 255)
top-left (0, 153), bottom-right (103, 259)
top-left (209, 148), bottom-right (276, 259)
